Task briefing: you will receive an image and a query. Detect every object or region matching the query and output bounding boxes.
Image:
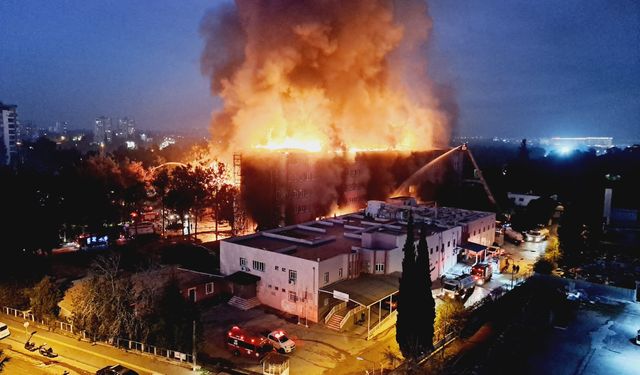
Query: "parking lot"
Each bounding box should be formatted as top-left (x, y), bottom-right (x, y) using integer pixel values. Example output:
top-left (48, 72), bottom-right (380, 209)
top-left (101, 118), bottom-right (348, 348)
top-left (201, 303), bottom-right (389, 374)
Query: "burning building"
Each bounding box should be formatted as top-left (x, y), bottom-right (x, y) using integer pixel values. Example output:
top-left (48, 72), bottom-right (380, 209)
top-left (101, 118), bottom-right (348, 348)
top-left (200, 0), bottom-right (461, 231)
top-left (236, 150), bottom-right (464, 231)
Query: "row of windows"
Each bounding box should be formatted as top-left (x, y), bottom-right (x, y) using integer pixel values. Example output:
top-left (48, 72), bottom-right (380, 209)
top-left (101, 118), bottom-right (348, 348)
top-left (472, 223), bottom-right (495, 236)
top-left (240, 258), bottom-right (298, 283)
top-left (429, 238), bottom-right (456, 255)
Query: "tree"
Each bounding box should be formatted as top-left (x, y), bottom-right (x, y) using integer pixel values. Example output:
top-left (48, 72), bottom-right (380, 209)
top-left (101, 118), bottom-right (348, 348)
top-left (146, 277), bottom-right (200, 352)
top-left (166, 165), bottom-right (197, 238)
top-left (518, 139), bottom-right (529, 162)
top-left (207, 162), bottom-right (235, 239)
top-left (397, 212), bottom-right (423, 359)
top-left (72, 255), bottom-right (143, 341)
top-left (533, 258), bottom-right (554, 274)
top-left (28, 276), bottom-right (62, 322)
top-left (435, 299), bottom-right (468, 338)
top-left (544, 236), bottom-right (562, 264)
top-left (416, 224), bottom-right (436, 353)
top-left (152, 169), bottom-right (171, 237)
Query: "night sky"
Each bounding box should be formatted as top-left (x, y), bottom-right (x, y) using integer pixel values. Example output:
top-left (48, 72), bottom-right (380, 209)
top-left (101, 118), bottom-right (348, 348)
top-left (1, 0), bottom-right (638, 140)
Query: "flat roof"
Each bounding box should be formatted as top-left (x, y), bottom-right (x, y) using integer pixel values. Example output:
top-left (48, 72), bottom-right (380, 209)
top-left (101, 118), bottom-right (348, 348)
top-left (231, 224), bottom-right (361, 261)
top-left (224, 202), bottom-right (493, 262)
top-left (320, 272), bottom-right (401, 306)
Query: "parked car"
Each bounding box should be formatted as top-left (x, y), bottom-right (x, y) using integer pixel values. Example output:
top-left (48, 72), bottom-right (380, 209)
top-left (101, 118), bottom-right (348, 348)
top-left (0, 322), bottom-right (10, 340)
top-left (96, 364), bottom-right (139, 375)
top-left (263, 330), bottom-right (296, 353)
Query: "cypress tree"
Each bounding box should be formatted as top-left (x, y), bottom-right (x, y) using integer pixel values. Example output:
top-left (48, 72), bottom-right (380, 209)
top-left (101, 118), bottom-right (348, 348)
top-left (396, 211), bottom-right (418, 358)
top-left (416, 224), bottom-right (436, 353)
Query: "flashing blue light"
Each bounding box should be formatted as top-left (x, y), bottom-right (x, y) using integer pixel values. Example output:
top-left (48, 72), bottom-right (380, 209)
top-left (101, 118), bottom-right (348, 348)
top-left (558, 146), bottom-right (573, 155)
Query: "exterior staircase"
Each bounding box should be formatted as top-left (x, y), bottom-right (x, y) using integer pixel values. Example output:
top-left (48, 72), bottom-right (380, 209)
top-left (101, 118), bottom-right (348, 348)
top-left (228, 296), bottom-right (261, 311)
top-left (326, 313), bottom-right (344, 331)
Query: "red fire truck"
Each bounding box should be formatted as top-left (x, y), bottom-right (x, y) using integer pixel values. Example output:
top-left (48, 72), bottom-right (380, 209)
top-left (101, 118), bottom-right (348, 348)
top-left (226, 326), bottom-right (273, 360)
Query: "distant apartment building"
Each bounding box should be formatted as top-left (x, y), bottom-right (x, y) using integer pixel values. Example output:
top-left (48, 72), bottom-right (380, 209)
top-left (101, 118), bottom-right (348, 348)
top-left (0, 102), bottom-right (19, 165)
top-left (220, 197), bottom-right (495, 324)
top-left (94, 116), bottom-right (112, 144)
top-left (118, 117), bottom-right (136, 139)
top-left (53, 121), bottom-right (69, 136)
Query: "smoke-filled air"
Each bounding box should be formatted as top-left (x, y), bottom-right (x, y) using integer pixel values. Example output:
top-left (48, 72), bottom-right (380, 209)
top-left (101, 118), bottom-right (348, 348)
top-left (200, 0), bottom-right (456, 159)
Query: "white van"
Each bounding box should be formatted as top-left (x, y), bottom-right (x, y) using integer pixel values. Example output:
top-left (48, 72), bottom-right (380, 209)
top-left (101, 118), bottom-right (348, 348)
top-left (0, 322), bottom-right (10, 339)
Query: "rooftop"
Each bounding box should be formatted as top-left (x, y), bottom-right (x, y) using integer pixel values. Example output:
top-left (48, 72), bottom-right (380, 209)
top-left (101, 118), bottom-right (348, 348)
top-left (320, 272), bottom-right (401, 306)
top-left (225, 201), bottom-right (494, 262)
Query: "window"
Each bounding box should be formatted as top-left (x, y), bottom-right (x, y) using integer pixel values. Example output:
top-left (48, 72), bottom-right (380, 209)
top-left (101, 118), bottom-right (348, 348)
top-left (275, 286), bottom-right (279, 291)
top-left (187, 288), bottom-right (197, 303)
top-left (430, 247), bottom-right (433, 255)
top-left (268, 284), bottom-right (272, 288)
top-left (205, 282), bottom-right (214, 295)
top-left (275, 266), bottom-right (279, 271)
top-left (252, 260), bottom-right (265, 272)
top-left (288, 291), bottom-right (297, 302)
top-left (282, 268), bottom-right (287, 272)
top-left (240, 257), bottom-right (247, 267)
top-left (375, 263), bottom-right (385, 272)
top-left (289, 270), bottom-right (297, 285)
top-left (324, 272), bottom-right (329, 284)
top-left (338, 268), bottom-right (343, 278)
top-left (453, 239), bottom-right (456, 247)
top-left (447, 241), bottom-right (450, 247)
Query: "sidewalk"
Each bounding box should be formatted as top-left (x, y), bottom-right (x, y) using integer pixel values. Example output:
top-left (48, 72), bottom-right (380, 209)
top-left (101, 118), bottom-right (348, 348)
top-left (0, 313), bottom-right (194, 375)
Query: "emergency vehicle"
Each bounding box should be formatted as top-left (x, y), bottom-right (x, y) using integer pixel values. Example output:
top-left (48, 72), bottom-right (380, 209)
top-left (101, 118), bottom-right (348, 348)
top-left (226, 326), bottom-right (273, 360)
top-left (263, 330), bottom-right (296, 353)
top-left (471, 263), bottom-right (493, 285)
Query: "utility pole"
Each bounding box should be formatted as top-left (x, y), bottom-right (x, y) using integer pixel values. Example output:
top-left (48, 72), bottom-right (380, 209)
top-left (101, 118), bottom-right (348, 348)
top-left (192, 320), bottom-right (197, 372)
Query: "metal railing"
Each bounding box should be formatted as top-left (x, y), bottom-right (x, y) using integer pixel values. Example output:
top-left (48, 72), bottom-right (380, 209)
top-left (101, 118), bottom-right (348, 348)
top-left (1, 306), bottom-right (191, 366)
top-left (340, 305), bottom-right (365, 329)
top-left (115, 337), bottom-right (193, 363)
top-left (324, 301), bottom-right (347, 324)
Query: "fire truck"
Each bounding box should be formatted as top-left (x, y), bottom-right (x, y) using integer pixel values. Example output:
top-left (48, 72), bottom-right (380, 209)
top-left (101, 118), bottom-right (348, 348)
top-left (471, 263), bottom-right (493, 285)
top-left (442, 274), bottom-right (476, 299)
top-left (226, 326), bottom-right (273, 360)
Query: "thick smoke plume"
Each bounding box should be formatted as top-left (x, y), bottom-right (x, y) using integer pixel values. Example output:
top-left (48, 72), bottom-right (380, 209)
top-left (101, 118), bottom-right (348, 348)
top-left (200, 0), bottom-right (455, 158)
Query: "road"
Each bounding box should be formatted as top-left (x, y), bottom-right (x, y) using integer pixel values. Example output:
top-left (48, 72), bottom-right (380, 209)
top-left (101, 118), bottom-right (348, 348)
top-left (0, 315), bottom-right (194, 375)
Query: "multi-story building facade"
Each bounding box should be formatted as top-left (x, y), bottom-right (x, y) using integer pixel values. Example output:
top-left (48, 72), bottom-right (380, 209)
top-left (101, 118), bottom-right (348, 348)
top-left (0, 102), bottom-right (19, 165)
top-left (220, 198), bottom-right (495, 324)
top-left (239, 150), bottom-right (464, 230)
top-left (94, 116), bottom-right (112, 144)
top-left (117, 117), bottom-right (136, 139)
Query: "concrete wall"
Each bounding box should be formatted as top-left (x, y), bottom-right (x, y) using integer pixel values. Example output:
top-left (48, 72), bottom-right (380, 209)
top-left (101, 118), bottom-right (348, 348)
top-left (426, 226), bottom-right (461, 280)
top-left (465, 214), bottom-right (496, 247)
top-left (358, 248), bottom-right (403, 275)
top-left (220, 240), bottom-right (320, 322)
top-left (318, 254), bottom-right (349, 287)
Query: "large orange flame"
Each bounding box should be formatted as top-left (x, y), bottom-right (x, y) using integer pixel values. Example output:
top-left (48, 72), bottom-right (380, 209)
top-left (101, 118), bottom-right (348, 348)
top-left (201, 0), bottom-right (455, 160)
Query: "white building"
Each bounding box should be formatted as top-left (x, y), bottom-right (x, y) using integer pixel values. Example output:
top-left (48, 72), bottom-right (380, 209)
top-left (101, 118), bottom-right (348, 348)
top-left (0, 102), bottom-right (18, 165)
top-left (220, 198), bottom-right (495, 328)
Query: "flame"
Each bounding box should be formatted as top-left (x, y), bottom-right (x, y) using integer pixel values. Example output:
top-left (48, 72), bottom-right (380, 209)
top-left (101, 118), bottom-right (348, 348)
top-left (254, 137), bottom-right (323, 152)
top-left (201, 0), bottom-right (454, 160)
